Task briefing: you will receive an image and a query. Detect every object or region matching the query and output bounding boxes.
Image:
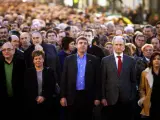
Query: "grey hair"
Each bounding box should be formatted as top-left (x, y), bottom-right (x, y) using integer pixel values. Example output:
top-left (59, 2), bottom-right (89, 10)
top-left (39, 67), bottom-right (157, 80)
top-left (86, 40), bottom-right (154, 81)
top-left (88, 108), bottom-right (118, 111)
top-left (112, 36), bottom-right (126, 45)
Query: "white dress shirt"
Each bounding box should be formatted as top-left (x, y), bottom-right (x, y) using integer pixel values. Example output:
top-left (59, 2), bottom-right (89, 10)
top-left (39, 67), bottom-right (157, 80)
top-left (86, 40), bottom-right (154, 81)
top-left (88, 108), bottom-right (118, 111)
top-left (113, 52), bottom-right (123, 69)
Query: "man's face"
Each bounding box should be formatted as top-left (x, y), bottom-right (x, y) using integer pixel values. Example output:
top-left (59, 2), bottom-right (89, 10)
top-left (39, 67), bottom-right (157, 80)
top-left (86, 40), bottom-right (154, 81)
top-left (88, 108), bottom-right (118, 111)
top-left (20, 33), bottom-right (30, 46)
top-left (17, 15), bottom-right (24, 25)
top-left (0, 28), bottom-right (8, 40)
top-left (1, 42), bottom-right (15, 59)
top-left (143, 28), bottom-right (153, 39)
top-left (143, 46), bottom-right (153, 59)
top-left (47, 32), bottom-right (57, 44)
top-left (156, 24), bottom-right (160, 35)
top-left (76, 39), bottom-right (88, 53)
top-left (11, 23), bottom-right (19, 30)
top-left (11, 35), bottom-right (20, 49)
top-left (84, 32), bottom-right (94, 45)
top-left (107, 26), bottom-right (115, 35)
top-left (31, 33), bottom-right (42, 45)
top-left (113, 38), bottom-right (125, 55)
top-left (57, 32), bottom-right (66, 46)
top-left (135, 36), bottom-right (146, 48)
top-left (151, 38), bottom-right (160, 50)
top-left (58, 31), bottom-right (66, 40)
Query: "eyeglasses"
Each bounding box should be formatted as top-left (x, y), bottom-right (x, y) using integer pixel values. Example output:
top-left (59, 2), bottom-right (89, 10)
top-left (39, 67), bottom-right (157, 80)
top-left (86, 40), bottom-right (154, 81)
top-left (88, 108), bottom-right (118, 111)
top-left (144, 49), bottom-right (153, 52)
top-left (1, 48), bottom-right (13, 52)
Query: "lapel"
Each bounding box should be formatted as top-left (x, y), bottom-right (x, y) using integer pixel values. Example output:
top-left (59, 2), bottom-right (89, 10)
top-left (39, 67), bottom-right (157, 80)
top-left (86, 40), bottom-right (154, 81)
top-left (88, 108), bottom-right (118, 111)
top-left (42, 67), bottom-right (47, 88)
top-left (145, 68), bottom-right (153, 88)
top-left (111, 55), bottom-right (119, 77)
top-left (32, 68), bottom-right (39, 94)
top-left (85, 54), bottom-right (92, 88)
top-left (111, 54), bottom-right (128, 77)
top-left (120, 55), bottom-right (128, 76)
top-left (0, 59), bottom-right (7, 89)
top-left (72, 54), bottom-right (78, 88)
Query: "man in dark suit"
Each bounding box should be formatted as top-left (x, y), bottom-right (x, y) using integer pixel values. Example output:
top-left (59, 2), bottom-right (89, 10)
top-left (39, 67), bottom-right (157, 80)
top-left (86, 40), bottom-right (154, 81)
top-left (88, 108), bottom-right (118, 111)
top-left (60, 36), bottom-right (101, 120)
top-left (0, 42), bottom-right (26, 119)
top-left (101, 36), bottom-right (136, 120)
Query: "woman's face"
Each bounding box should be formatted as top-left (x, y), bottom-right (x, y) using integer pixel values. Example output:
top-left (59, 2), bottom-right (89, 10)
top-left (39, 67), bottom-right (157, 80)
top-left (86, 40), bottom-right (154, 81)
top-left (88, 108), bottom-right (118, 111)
top-left (33, 55), bottom-right (44, 68)
top-left (105, 44), bottom-right (113, 54)
top-left (68, 41), bottom-right (75, 52)
top-left (153, 55), bottom-right (160, 68)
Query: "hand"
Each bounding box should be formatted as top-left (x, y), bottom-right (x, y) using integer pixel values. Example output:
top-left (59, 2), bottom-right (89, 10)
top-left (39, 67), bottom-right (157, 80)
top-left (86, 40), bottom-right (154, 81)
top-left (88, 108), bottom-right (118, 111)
top-left (94, 100), bottom-right (100, 106)
top-left (36, 96), bottom-right (45, 104)
top-left (138, 97), bottom-right (145, 107)
top-left (60, 97), bottom-right (67, 107)
top-left (101, 99), bottom-right (108, 106)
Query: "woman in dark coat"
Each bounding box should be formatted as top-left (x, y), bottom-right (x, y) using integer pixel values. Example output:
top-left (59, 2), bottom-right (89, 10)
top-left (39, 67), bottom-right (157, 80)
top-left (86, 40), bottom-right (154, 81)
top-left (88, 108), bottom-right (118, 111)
top-left (58, 36), bottom-right (75, 71)
top-left (149, 52), bottom-right (160, 120)
top-left (24, 50), bottom-right (56, 119)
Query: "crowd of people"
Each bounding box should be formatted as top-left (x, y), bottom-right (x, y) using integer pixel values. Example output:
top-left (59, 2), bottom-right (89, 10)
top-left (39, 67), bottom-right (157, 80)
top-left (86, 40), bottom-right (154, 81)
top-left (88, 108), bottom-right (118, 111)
top-left (0, 2), bottom-right (160, 120)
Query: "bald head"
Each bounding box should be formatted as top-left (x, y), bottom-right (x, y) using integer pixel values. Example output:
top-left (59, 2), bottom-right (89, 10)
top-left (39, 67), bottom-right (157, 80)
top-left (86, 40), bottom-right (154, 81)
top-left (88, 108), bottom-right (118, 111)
top-left (20, 32), bottom-right (30, 43)
top-left (2, 42), bottom-right (15, 59)
top-left (10, 35), bottom-right (20, 49)
top-left (112, 36), bottom-right (125, 45)
top-left (31, 31), bottom-right (43, 45)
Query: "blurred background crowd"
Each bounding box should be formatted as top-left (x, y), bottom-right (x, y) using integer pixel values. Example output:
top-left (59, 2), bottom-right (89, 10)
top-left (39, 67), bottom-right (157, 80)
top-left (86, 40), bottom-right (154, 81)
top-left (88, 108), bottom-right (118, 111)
top-left (0, 0), bottom-right (160, 120)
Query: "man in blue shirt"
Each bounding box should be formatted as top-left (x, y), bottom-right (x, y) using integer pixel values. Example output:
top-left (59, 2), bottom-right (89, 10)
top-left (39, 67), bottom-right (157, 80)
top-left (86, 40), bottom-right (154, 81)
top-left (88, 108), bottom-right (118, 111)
top-left (60, 36), bottom-right (101, 120)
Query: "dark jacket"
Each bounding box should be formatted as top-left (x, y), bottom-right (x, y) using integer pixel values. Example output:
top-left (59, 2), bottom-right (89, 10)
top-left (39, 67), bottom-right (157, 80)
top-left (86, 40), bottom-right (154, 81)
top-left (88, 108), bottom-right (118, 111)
top-left (60, 54), bottom-right (101, 105)
top-left (101, 54), bottom-right (136, 105)
top-left (24, 67), bottom-right (56, 106)
top-left (0, 55), bottom-right (26, 102)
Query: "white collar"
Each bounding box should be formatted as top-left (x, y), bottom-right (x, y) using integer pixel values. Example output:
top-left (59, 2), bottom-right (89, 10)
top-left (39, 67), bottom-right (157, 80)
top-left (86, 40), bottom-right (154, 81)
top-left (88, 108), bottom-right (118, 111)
top-left (114, 52), bottom-right (123, 59)
top-left (145, 57), bottom-right (150, 62)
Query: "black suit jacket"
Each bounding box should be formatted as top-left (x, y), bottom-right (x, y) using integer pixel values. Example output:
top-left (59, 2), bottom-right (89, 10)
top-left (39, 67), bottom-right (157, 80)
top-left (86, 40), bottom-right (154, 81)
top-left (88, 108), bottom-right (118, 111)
top-left (60, 54), bottom-right (101, 105)
top-left (101, 54), bottom-right (136, 105)
top-left (0, 55), bottom-right (26, 102)
top-left (24, 67), bottom-right (56, 106)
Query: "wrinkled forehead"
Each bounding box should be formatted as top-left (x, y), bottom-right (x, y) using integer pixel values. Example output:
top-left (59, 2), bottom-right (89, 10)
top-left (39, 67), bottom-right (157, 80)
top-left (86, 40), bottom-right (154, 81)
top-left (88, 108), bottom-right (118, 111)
top-left (32, 32), bottom-right (42, 38)
top-left (113, 37), bottom-right (125, 44)
top-left (0, 28), bottom-right (8, 32)
top-left (84, 31), bottom-right (93, 36)
top-left (114, 39), bottom-right (124, 43)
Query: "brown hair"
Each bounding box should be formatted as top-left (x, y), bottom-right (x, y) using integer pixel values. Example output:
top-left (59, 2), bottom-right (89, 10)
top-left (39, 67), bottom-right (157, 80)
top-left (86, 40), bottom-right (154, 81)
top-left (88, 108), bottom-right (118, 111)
top-left (46, 30), bottom-right (57, 38)
top-left (32, 50), bottom-right (45, 59)
top-left (76, 36), bottom-right (88, 43)
top-left (148, 51), bottom-right (160, 68)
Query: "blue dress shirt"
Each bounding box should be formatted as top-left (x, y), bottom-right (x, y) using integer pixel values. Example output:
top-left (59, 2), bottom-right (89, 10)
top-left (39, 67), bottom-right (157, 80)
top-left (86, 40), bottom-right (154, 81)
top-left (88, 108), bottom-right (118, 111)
top-left (76, 53), bottom-right (86, 90)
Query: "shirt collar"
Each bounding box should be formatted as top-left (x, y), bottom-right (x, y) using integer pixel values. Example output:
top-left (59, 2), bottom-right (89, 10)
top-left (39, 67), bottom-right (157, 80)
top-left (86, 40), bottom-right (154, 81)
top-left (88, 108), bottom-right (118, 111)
top-left (145, 57), bottom-right (150, 62)
top-left (114, 51), bottom-right (123, 59)
top-left (77, 53), bottom-right (87, 59)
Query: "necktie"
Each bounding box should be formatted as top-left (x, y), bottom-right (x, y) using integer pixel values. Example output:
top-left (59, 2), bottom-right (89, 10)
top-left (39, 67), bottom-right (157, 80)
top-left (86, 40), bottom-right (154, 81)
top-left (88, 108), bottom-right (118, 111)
top-left (117, 56), bottom-right (122, 76)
